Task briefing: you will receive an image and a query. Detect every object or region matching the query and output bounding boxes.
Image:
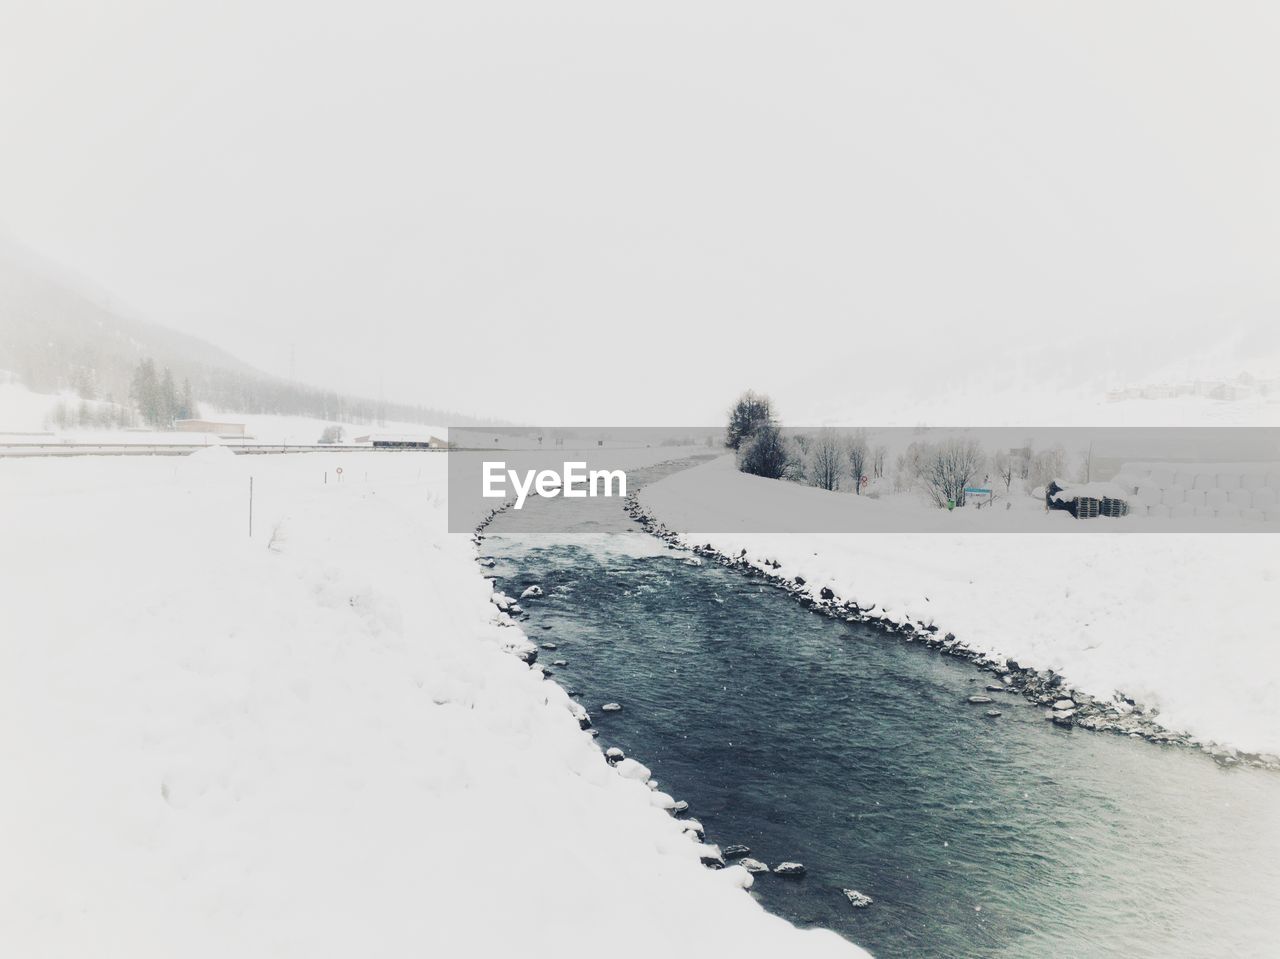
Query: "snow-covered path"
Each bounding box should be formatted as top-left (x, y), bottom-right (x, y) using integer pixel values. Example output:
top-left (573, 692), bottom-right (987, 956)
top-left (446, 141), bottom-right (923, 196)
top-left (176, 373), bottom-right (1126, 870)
top-left (0, 450), bottom-right (866, 958)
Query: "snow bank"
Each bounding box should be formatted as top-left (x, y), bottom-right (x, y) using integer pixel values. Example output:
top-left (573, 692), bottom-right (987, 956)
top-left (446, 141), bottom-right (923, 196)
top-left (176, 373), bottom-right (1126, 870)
top-left (176, 442), bottom-right (249, 484)
top-left (0, 381), bottom-right (63, 432)
top-left (0, 452), bottom-right (867, 958)
top-left (640, 456), bottom-right (1280, 756)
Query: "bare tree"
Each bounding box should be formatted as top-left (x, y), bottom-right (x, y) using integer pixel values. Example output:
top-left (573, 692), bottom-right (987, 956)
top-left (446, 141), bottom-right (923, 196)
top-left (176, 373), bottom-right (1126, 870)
top-left (993, 449), bottom-right (1015, 492)
top-left (1028, 445), bottom-right (1067, 490)
top-left (847, 429), bottom-right (869, 494)
top-left (916, 438), bottom-right (986, 508)
top-left (807, 429), bottom-right (845, 491)
top-left (872, 444), bottom-right (887, 479)
top-left (1018, 438), bottom-right (1033, 479)
top-left (893, 442), bottom-right (928, 493)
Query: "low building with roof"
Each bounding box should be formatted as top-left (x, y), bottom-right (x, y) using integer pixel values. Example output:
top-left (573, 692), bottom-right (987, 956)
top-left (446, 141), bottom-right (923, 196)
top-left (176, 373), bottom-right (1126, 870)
top-left (353, 433), bottom-right (446, 450)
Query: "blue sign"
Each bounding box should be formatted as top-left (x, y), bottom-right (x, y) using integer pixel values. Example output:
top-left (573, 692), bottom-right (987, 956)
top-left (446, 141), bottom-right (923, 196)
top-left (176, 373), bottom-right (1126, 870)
top-left (964, 487), bottom-right (992, 495)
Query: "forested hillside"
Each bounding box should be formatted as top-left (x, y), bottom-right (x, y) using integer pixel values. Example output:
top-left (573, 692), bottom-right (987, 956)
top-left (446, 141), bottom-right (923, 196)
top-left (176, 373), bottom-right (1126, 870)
top-left (0, 249), bottom-right (485, 428)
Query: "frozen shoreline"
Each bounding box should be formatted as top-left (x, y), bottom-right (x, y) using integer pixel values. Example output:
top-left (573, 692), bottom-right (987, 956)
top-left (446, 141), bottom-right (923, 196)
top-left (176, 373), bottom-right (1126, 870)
top-left (0, 449), bottom-right (868, 958)
top-left (637, 456), bottom-right (1280, 762)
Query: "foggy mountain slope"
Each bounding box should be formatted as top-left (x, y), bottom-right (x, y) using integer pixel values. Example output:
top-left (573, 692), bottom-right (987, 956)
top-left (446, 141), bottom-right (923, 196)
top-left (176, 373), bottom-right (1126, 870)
top-left (0, 246), bottom-right (489, 427)
top-left (779, 302), bottom-right (1280, 427)
top-left (0, 248), bottom-right (256, 387)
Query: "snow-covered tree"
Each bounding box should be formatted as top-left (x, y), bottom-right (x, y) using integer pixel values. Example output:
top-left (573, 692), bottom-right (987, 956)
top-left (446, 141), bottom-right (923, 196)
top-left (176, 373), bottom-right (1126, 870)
top-left (994, 450), bottom-right (1015, 492)
top-left (916, 438), bottom-right (985, 508)
top-left (725, 390), bottom-right (774, 451)
top-left (847, 429), bottom-right (869, 494)
top-left (129, 359), bottom-right (161, 427)
top-left (872, 444), bottom-right (887, 480)
top-left (807, 429), bottom-right (845, 491)
top-left (738, 422), bottom-right (794, 479)
top-left (1029, 446), bottom-right (1067, 490)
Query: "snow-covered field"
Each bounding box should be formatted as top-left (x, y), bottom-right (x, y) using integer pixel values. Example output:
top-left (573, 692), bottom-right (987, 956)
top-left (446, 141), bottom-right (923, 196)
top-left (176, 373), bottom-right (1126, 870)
top-left (641, 456), bottom-right (1280, 757)
top-left (0, 449), bottom-right (866, 958)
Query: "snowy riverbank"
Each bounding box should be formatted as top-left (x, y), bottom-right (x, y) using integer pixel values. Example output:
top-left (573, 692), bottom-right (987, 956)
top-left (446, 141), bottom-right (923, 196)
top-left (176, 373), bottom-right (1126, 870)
top-left (639, 456), bottom-right (1280, 759)
top-left (0, 449), bottom-right (867, 958)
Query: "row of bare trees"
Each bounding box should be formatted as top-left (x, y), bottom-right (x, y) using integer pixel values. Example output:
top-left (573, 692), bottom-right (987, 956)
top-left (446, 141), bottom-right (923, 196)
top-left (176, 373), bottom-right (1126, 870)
top-left (726, 391), bottom-right (1071, 506)
top-left (796, 428), bottom-right (882, 493)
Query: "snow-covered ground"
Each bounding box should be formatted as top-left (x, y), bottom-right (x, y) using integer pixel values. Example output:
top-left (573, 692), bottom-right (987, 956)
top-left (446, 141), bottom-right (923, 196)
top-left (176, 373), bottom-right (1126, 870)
top-left (0, 381), bottom-right (92, 435)
top-left (0, 449), bottom-right (866, 958)
top-left (640, 456), bottom-right (1280, 757)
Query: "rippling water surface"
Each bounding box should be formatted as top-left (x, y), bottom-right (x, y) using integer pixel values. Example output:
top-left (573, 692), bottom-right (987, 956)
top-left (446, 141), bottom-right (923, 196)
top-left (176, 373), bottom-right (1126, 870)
top-left (485, 466), bottom-right (1280, 958)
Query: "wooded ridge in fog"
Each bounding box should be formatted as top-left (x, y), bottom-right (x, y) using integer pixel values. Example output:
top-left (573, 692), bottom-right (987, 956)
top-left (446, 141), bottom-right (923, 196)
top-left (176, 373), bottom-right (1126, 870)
top-left (0, 248), bottom-right (493, 427)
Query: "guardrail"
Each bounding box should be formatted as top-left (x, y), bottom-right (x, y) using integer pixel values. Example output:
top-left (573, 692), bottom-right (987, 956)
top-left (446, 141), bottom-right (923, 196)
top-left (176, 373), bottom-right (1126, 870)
top-left (0, 443), bottom-right (447, 458)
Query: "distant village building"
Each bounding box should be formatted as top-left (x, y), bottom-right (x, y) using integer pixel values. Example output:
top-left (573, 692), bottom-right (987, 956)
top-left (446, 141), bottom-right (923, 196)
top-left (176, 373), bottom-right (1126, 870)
top-left (174, 418), bottom-right (247, 437)
top-left (353, 433), bottom-right (446, 449)
top-left (1107, 371), bottom-right (1276, 404)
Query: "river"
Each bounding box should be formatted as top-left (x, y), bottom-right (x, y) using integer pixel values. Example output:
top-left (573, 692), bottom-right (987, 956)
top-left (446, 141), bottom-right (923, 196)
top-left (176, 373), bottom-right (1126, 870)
top-left (483, 461), bottom-right (1280, 958)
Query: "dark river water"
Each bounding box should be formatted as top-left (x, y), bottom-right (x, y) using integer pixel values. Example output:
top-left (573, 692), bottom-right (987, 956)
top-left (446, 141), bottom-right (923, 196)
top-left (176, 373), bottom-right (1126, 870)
top-left (484, 464), bottom-right (1280, 959)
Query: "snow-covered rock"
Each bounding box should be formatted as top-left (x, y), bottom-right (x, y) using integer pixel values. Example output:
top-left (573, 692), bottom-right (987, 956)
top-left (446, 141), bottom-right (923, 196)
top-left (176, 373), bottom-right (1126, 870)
top-left (719, 865), bottom-right (754, 890)
top-left (774, 862), bottom-right (807, 877)
top-left (843, 889), bottom-right (873, 908)
top-left (614, 758), bottom-right (651, 782)
top-left (501, 635), bottom-right (539, 664)
top-left (698, 844), bottom-right (725, 867)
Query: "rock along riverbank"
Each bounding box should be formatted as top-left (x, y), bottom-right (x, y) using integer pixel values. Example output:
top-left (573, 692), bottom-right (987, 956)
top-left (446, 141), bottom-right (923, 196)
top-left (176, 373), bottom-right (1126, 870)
top-left (624, 492), bottom-right (1280, 773)
top-left (473, 498), bottom-right (841, 897)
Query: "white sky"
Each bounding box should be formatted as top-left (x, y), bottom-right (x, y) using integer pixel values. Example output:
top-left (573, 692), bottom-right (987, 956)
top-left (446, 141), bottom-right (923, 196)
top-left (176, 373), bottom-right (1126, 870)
top-left (1, 1), bottom-right (1278, 423)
